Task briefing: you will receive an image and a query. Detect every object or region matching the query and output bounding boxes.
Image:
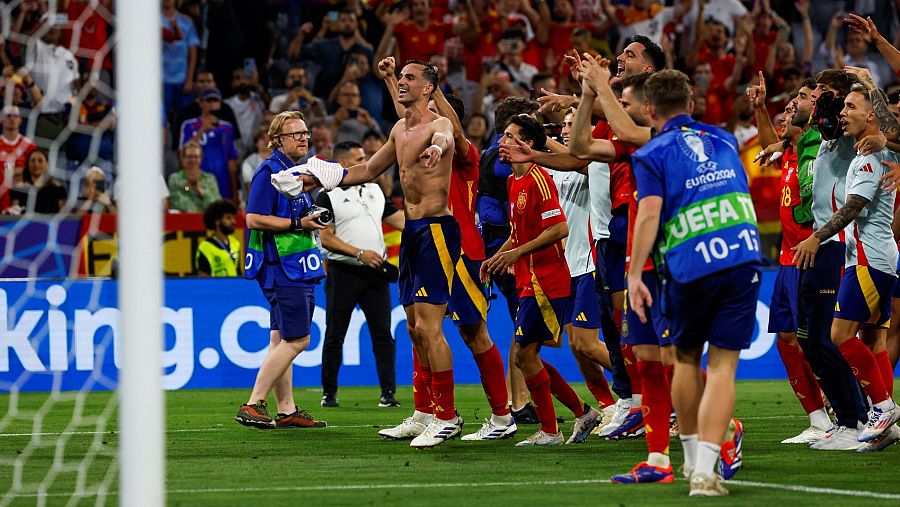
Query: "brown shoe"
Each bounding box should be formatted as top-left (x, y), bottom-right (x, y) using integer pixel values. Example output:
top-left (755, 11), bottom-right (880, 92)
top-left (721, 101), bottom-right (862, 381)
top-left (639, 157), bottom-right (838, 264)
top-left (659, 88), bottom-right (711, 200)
top-left (235, 400), bottom-right (275, 429)
top-left (276, 406), bottom-right (327, 428)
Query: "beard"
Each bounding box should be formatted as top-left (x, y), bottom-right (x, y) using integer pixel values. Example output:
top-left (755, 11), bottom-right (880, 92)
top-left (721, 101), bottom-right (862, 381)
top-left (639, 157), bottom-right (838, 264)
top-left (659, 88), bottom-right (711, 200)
top-left (790, 112), bottom-right (810, 128)
top-left (219, 224), bottom-right (235, 236)
top-left (340, 29), bottom-right (355, 38)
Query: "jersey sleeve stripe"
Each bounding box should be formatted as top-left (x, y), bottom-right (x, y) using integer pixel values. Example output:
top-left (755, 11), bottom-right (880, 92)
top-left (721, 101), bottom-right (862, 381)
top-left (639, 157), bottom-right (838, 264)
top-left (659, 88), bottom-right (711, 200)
top-left (455, 257), bottom-right (488, 321)
top-left (531, 170), bottom-right (551, 200)
top-left (430, 223), bottom-right (456, 293)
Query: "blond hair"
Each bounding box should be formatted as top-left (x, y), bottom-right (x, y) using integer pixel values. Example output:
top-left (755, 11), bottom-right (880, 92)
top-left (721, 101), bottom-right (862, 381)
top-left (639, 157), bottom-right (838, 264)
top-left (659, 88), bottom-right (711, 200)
top-left (267, 111), bottom-right (305, 149)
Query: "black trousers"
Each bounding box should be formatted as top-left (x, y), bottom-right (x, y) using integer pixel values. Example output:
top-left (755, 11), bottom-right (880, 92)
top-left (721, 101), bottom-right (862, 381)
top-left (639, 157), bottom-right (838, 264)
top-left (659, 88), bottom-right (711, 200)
top-left (797, 241), bottom-right (868, 428)
top-left (321, 261), bottom-right (396, 396)
top-left (595, 238), bottom-right (632, 400)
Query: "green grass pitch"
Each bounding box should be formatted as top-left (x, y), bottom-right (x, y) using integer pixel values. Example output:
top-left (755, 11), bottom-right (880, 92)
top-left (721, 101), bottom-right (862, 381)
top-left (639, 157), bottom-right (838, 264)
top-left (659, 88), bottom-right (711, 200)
top-left (1, 380), bottom-right (899, 506)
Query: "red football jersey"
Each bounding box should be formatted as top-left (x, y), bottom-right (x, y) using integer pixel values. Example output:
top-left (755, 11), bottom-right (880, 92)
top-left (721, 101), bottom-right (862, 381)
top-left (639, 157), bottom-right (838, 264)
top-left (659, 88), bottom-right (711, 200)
top-left (0, 134), bottom-right (35, 171)
top-left (591, 120), bottom-right (634, 211)
top-left (778, 145), bottom-right (813, 266)
top-left (450, 141), bottom-right (486, 260)
top-left (507, 165), bottom-right (571, 299)
top-left (393, 20), bottom-right (454, 64)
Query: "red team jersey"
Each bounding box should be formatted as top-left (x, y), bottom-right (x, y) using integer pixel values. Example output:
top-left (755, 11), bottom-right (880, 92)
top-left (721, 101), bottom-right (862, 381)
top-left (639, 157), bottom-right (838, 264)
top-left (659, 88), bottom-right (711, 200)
top-left (0, 134), bottom-right (35, 171)
top-left (507, 165), bottom-right (571, 299)
top-left (778, 145), bottom-right (812, 265)
top-left (449, 141), bottom-right (486, 260)
top-left (592, 120), bottom-right (634, 211)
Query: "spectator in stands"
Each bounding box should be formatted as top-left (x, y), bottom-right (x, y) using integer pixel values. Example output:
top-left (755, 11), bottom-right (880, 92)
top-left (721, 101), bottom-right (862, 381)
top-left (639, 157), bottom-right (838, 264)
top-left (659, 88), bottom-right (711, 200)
top-left (304, 119), bottom-right (334, 162)
top-left (327, 49), bottom-right (384, 124)
top-left (376, 0), bottom-right (461, 65)
top-left (0, 62), bottom-right (44, 116)
top-left (179, 87), bottom-right (239, 201)
top-left (65, 78), bottom-right (115, 165)
top-left (429, 53), bottom-right (458, 96)
top-left (318, 140), bottom-right (405, 408)
top-left (0, 105), bottom-right (36, 174)
top-left (465, 112), bottom-right (490, 153)
top-left (601, 0), bottom-right (692, 48)
top-left (25, 14), bottom-right (77, 141)
top-left (268, 66), bottom-right (327, 120)
top-left (241, 128), bottom-right (271, 208)
top-left (332, 81), bottom-right (381, 144)
top-left (74, 165), bottom-right (115, 215)
top-left (195, 199), bottom-right (240, 277)
top-left (824, 12), bottom-right (893, 87)
top-left (224, 66), bottom-right (266, 155)
top-left (171, 70), bottom-right (241, 149)
top-left (63, 0), bottom-right (113, 84)
top-left (488, 29), bottom-right (538, 94)
top-left (161, 0), bottom-right (199, 115)
top-left (289, 8), bottom-right (374, 99)
top-left (18, 148), bottom-right (66, 214)
top-left (168, 141), bottom-right (222, 213)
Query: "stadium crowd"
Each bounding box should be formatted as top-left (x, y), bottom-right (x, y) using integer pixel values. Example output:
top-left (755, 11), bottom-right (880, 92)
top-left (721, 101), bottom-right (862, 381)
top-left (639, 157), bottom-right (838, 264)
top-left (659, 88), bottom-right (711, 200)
top-left (2, 0), bottom-right (900, 497)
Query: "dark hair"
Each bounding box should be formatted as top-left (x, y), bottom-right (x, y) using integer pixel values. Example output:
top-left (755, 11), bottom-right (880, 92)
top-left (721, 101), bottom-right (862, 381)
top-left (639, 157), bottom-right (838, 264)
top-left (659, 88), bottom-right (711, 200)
top-left (507, 114), bottom-right (547, 150)
top-left (571, 26), bottom-right (591, 38)
top-left (618, 72), bottom-right (652, 102)
top-left (203, 200), bottom-right (238, 231)
top-left (626, 34), bottom-right (666, 72)
top-left (405, 59), bottom-right (439, 91)
top-left (333, 140), bottom-right (363, 159)
top-left (22, 148), bottom-right (49, 185)
top-left (800, 78), bottom-right (817, 90)
top-left (782, 67), bottom-right (802, 80)
top-left (494, 96), bottom-right (539, 134)
top-left (815, 69), bottom-right (859, 96)
top-left (704, 17), bottom-right (730, 37)
top-left (645, 69), bottom-right (692, 117)
top-left (339, 7), bottom-right (357, 17)
top-left (443, 93), bottom-right (465, 123)
top-left (530, 72), bottom-right (554, 88)
top-left (362, 129), bottom-right (385, 141)
top-left (500, 29), bottom-right (526, 42)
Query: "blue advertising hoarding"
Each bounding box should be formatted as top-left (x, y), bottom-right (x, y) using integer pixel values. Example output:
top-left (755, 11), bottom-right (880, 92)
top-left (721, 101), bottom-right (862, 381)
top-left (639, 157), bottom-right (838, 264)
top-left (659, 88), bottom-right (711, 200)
top-left (1, 271), bottom-right (789, 393)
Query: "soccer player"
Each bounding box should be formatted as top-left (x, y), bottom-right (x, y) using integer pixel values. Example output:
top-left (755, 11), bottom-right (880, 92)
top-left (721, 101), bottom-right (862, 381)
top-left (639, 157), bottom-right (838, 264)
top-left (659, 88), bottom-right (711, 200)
top-left (790, 70), bottom-right (871, 450)
top-left (374, 57), bottom-right (514, 441)
top-left (482, 115), bottom-right (600, 446)
top-left (793, 84), bottom-right (900, 447)
top-left (628, 70), bottom-right (762, 497)
top-left (299, 60), bottom-right (462, 448)
top-left (749, 78), bottom-right (831, 443)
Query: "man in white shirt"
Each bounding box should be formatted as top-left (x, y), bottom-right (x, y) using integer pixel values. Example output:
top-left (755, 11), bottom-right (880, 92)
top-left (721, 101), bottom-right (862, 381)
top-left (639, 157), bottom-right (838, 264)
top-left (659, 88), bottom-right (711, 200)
top-left (25, 16), bottom-right (77, 140)
top-left (317, 141), bottom-right (405, 408)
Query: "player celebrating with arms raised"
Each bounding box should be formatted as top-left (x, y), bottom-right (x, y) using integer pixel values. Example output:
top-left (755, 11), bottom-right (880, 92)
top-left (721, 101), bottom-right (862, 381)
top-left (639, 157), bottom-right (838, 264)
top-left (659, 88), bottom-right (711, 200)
top-left (627, 70), bottom-right (762, 497)
top-left (482, 115), bottom-right (600, 446)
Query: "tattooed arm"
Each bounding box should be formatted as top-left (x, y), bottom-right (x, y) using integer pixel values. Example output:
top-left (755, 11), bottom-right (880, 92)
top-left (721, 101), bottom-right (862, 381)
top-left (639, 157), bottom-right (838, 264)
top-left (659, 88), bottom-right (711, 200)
top-left (791, 194), bottom-right (870, 269)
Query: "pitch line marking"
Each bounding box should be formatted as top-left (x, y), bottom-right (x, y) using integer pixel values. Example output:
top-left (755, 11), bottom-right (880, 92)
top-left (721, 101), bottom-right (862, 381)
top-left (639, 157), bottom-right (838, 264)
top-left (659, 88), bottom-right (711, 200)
top-left (7, 478), bottom-right (900, 500)
top-left (0, 428), bottom-right (227, 437)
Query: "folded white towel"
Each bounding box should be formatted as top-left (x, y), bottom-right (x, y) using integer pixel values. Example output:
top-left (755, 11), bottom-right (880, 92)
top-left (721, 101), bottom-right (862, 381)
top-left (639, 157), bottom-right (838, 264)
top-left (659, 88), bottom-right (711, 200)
top-left (271, 168), bottom-right (306, 198)
top-left (302, 156), bottom-right (345, 191)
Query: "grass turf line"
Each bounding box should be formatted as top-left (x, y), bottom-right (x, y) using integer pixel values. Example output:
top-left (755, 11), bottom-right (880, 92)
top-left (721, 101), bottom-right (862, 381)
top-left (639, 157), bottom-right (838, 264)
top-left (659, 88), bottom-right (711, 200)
top-left (1, 380), bottom-right (898, 506)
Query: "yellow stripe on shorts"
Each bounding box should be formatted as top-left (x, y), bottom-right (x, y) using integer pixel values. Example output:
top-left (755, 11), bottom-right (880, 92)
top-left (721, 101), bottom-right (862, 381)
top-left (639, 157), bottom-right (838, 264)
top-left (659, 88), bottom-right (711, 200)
top-left (531, 263), bottom-right (561, 347)
top-left (430, 223), bottom-right (455, 294)
top-left (456, 257), bottom-right (488, 321)
top-left (855, 265), bottom-right (882, 325)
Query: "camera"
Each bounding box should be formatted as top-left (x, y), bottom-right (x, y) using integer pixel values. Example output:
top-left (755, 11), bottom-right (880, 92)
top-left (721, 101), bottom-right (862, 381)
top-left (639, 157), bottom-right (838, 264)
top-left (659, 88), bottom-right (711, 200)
top-left (303, 205), bottom-right (333, 226)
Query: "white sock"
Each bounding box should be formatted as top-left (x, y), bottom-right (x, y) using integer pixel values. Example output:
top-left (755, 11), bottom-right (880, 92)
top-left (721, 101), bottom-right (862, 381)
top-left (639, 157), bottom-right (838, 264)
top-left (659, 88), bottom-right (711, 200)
top-left (631, 394), bottom-right (642, 408)
top-left (679, 434), bottom-right (698, 472)
top-left (647, 452), bottom-right (670, 468)
top-left (695, 441), bottom-right (721, 478)
top-left (492, 413), bottom-right (513, 426)
top-left (875, 399), bottom-right (896, 411)
top-left (511, 404), bottom-right (526, 412)
top-left (809, 408), bottom-right (831, 431)
top-left (413, 410), bottom-right (433, 421)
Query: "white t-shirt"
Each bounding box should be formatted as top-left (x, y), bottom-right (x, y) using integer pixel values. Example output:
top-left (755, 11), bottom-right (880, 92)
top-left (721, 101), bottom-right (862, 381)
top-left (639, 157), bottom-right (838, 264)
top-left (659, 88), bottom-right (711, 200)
top-left (588, 161), bottom-right (612, 241)
top-left (548, 168), bottom-right (594, 277)
top-left (224, 93), bottom-right (265, 154)
top-left (26, 39), bottom-right (78, 114)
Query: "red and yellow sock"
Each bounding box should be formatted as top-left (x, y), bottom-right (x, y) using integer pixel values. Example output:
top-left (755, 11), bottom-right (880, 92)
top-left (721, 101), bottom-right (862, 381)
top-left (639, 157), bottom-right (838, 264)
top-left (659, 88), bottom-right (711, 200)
top-left (838, 338), bottom-right (889, 404)
top-left (524, 368), bottom-right (558, 434)
top-left (542, 360), bottom-right (586, 417)
top-left (637, 360), bottom-right (672, 455)
top-left (875, 349), bottom-right (894, 398)
top-left (621, 344), bottom-right (643, 394)
top-left (585, 377), bottom-right (615, 409)
top-left (473, 344), bottom-right (511, 416)
top-left (431, 369), bottom-right (456, 420)
top-left (776, 340), bottom-right (825, 414)
top-left (412, 349), bottom-right (433, 414)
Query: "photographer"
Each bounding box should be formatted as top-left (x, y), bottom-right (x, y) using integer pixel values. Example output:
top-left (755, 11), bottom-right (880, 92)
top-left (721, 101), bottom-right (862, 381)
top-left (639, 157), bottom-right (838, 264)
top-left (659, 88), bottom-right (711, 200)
top-left (317, 141), bottom-right (405, 408)
top-left (331, 81), bottom-right (382, 144)
top-left (75, 166), bottom-right (115, 215)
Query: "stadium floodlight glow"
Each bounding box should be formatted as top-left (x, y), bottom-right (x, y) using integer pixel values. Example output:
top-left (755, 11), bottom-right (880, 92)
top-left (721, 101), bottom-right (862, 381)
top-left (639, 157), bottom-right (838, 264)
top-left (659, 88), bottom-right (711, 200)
top-left (115, 1), bottom-right (164, 505)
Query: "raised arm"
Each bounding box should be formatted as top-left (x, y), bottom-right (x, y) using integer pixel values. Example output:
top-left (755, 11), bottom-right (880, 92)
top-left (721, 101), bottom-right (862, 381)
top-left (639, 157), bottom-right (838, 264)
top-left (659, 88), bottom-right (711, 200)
top-left (432, 86), bottom-right (469, 158)
top-left (375, 57), bottom-right (405, 117)
top-left (342, 127), bottom-right (400, 186)
top-left (846, 14), bottom-right (900, 73)
top-left (583, 55), bottom-right (651, 146)
top-left (746, 71), bottom-right (778, 148)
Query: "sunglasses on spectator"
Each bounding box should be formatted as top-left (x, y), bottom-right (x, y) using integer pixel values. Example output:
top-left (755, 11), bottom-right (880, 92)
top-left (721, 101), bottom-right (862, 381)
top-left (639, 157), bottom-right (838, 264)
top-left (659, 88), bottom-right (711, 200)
top-left (204, 97), bottom-right (221, 102)
top-left (279, 130), bottom-right (311, 141)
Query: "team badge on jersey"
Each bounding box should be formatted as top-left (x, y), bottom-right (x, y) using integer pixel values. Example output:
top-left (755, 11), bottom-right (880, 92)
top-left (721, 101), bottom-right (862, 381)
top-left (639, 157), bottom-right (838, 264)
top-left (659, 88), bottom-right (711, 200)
top-left (516, 189), bottom-right (527, 212)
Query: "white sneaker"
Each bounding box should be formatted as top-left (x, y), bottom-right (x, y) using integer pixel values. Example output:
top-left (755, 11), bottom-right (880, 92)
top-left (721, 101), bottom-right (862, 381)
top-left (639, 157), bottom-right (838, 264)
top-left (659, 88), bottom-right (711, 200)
top-left (598, 398), bottom-right (631, 437)
top-left (809, 425), bottom-right (865, 451)
top-left (689, 473), bottom-right (729, 497)
top-left (781, 426), bottom-right (829, 444)
top-left (567, 405), bottom-right (601, 444)
top-left (515, 429), bottom-right (564, 446)
top-left (859, 404), bottom-right (900, 442)
top-left (858, 424), bottom-right (900, 452)
top-left (409, 414), bottom-right (464, 448)
top-left (378, 411), bottom-right (432, 440)
top-left (461, 416), bottom-right (517, 441)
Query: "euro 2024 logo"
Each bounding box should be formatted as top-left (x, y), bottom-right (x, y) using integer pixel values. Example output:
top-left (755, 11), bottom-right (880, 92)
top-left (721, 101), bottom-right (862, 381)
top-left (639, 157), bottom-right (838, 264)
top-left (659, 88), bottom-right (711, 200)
top-left (677, 130), bottom-right (718, 173)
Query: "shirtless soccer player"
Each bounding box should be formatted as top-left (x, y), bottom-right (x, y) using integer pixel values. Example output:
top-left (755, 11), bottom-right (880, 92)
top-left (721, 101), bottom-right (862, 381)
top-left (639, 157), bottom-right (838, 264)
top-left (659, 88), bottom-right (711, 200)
top-left (300, 60), bottom-right (462, 449)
